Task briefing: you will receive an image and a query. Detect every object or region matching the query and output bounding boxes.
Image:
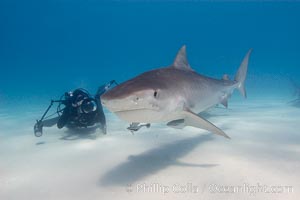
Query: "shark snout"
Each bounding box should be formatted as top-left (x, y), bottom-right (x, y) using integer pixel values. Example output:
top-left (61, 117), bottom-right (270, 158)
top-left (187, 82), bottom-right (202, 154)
top-left (100, 91), bottom-right (112, 102)
top-left (100, 90), bottom-right (120, 106)
top-left (100, 93), bottom-right (114, 109)
top-left (101, 99), bottom-right (107, 106)
top-left (100, 92), bottom-right (116, 112)
top-left (100, 94), bottom-right (108, 104)
top-left (101, 92), bottom-right (134, 112)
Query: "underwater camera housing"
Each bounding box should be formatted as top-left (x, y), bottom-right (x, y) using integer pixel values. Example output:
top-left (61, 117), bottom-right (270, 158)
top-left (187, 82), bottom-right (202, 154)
top-left (34, 120), bottom-right (43, 137)
top-left (34, 81), bottom-right (118, 137)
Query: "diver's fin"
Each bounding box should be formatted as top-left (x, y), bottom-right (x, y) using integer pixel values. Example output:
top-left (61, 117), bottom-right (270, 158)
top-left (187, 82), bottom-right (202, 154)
top-left (182, 109), bottom-right (230, 139)
top-left (172, 45), bottom-right (194, 71)
top-left (234, 49), bottom-right (253, 98)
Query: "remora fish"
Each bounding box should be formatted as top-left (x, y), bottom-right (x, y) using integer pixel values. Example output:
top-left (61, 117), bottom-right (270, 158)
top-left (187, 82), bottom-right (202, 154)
top-left (101, 46), bottom-right (252, 139)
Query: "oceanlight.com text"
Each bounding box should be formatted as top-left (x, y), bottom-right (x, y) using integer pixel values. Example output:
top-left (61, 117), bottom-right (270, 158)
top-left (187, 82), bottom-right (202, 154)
top-left (126, 182), bottom-right (294, 195)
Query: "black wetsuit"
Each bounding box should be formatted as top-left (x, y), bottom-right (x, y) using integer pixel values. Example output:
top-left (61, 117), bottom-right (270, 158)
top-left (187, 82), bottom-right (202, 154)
top-left (57, 89), bottom-right (103, 130)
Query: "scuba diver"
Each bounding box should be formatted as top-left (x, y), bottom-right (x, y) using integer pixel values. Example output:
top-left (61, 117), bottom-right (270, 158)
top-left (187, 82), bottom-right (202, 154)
top-left (34, 80), bottom-right (118, 137)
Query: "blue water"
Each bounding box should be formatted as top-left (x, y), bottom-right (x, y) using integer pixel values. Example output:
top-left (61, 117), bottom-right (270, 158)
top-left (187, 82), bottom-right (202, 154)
top-left (1, 1), bottom-right (300, 103)
top-left (1, 2), bottom-right (300, 199)
top-left (0, 1), bottom-right (299, 130)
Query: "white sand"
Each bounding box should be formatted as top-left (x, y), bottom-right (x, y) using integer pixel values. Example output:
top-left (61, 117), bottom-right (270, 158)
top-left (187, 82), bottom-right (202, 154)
top-left (0, 98), bottom-right (299, 200)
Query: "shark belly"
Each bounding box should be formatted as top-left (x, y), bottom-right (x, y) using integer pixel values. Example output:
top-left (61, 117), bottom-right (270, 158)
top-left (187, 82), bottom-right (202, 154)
top-left (115, 109), bottom-right (180, 123)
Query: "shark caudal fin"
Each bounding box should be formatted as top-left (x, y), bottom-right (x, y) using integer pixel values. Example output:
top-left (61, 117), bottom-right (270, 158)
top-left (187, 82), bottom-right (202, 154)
top-left (234, 49), bottom-right (253, 98)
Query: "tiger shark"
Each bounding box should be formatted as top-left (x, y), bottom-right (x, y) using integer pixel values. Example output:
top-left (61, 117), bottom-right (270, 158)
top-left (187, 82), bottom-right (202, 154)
top-left (101, 46), bottom-right (252, 139)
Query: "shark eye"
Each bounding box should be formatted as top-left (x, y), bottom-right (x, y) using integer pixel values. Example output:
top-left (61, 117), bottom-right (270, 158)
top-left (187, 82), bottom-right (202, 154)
top-left (154, 91), bottom-right (158, 98)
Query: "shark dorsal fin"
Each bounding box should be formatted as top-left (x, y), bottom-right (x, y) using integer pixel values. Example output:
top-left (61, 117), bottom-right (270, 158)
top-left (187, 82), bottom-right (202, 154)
top-left (172, 45), bottom-right (193, 71)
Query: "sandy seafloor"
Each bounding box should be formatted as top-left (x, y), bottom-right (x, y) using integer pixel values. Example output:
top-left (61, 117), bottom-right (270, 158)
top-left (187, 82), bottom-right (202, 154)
top-left (0, 96), bottom-right (300, 200)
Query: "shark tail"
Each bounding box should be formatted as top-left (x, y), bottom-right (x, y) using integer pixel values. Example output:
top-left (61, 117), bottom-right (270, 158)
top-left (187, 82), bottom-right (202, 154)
top-left (234, 49), bottom-right (253, 98)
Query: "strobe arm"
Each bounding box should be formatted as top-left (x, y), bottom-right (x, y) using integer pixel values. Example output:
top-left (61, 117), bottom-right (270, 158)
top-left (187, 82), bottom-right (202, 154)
top-left (96, 80), bottom-right (118, 97)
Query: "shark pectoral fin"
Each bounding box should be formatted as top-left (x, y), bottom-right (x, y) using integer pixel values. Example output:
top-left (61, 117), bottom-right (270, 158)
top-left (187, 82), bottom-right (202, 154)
top-left (182, 110), bottom-right (231, 139)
